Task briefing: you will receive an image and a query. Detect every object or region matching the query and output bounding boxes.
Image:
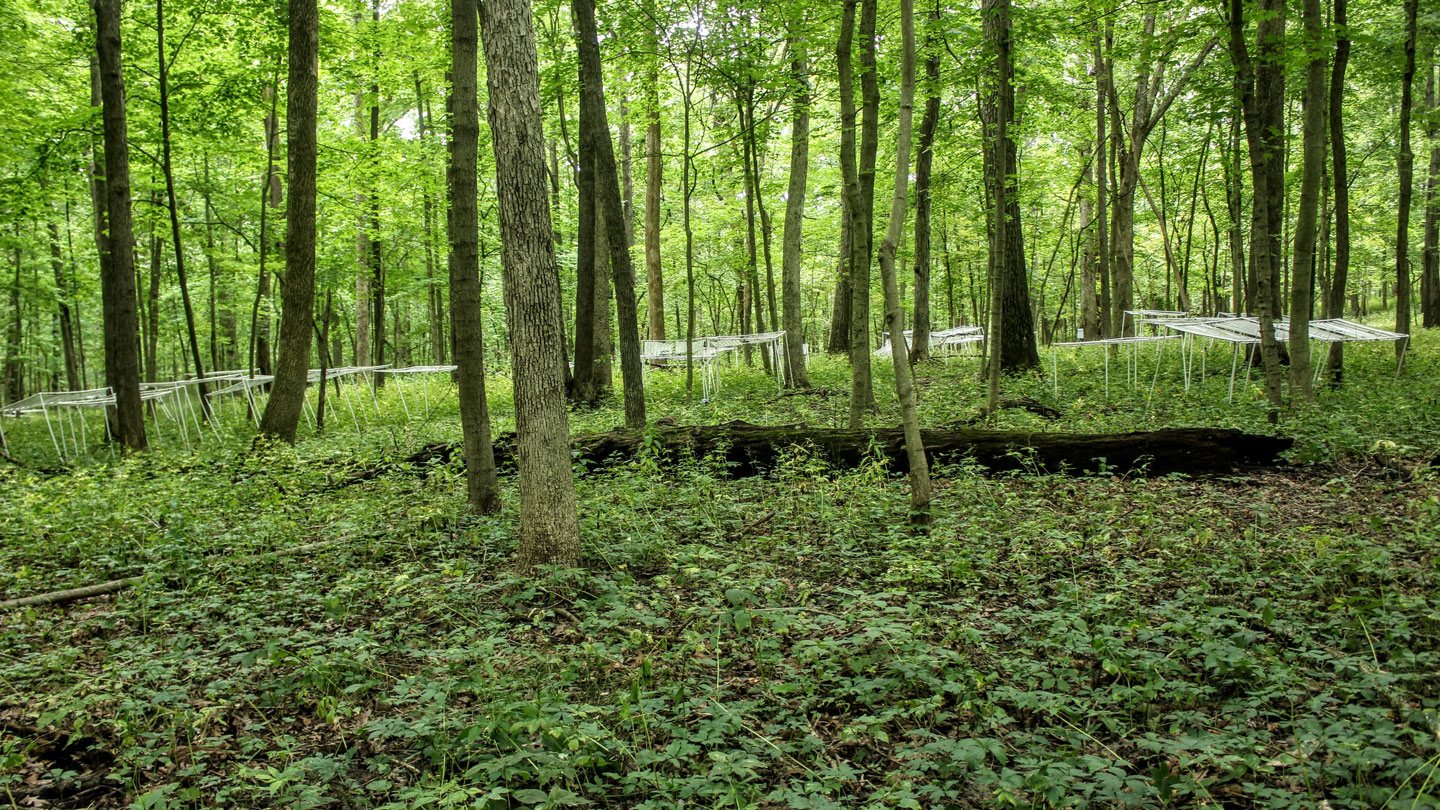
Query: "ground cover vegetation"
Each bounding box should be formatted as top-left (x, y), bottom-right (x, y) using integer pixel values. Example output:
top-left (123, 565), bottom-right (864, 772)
top-left (5, 0), bottom-right (1440, 804)
top-left (4, 343), bottom-right (1440, 807)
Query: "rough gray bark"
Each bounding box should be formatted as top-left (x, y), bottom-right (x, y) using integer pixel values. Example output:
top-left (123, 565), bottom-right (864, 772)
top-left (572, 0), bottom-right (645, 428)
top-left (571, 84), bottom-right (600, 404)
top-left (781, 32), bottom-right (810, 388)
top-left (847, 0), bottom-right (879, 425)
top-left (448, 0), bottom-right (501, 514)
top-left (981, 0), bottom-right (1038, 377)
top-left (47, 211), bottom-right (80, 391)
top-left (827, 194), bottom-right (851, 353)
top-left (95, 0), bottom-right (146, 450)
top-left (257, 0), bottom-right (317, 443)
top-left (877, 0), bottom-right (931, 528)
top-left (481, 0), bottom-right (582, 568)
top-left (1287, 0), bottom-right (1325, 402)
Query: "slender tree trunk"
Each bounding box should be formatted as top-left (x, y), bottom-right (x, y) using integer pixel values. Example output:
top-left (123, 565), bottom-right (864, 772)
top-left (571, 78), bottom-right (599, 404)
top-left (847, 0), bottom-right (879, 423)
top-left (4, 231), bottom-right (20, 404)
top-left (572, 0), bottom-right (645, 428)
top-left (909, 7), bottom-right (940, 365)
top-left (1093, 23), bottom-right (1109, 337)
top-left (1287, 0), bottom-right (1325, 402)
top-left (353, 89), bottom-right (371, 367)
top-left (1395, 0), bottom-right (1419, 358)
top-left (983, 0), bottom-right (1010, 411)
top-left (681, 48), bottom-right (697, 400)
top-left (827, 193), bottom-right (851, 353)
top-left (781, 30), bottom-right (810, 387)
top-left (644, 44), bottom-right (665, 340)
top-left (480, 0), bottom-right (581, 569)
top-left (156, 0), bottom-right (210, 414)
top-left (448, 0), bottom-right (503, 514)
top-left (1423, 55), bottom-right (1440, 328)
top-left (369, 12), bottom-right (385, 381)
top-left (96, 0), bottom-right (146, 449)
top-left (257, 0), bottom-right (318, 443)
top-left (415, 76), bottom-right (446, 363)
top-left (250, 69), bottom-right (279, 378)
top-left (1224, 104), bottom-right (1247, 314)
top-left (47, 201), bottom-right (80, 391)
top-left (878, 0), bottom-right (931, 527)
top-left (1230, 0), bottom-right (1286, 411)
top-left (838, 0), bottom-right (870, 425)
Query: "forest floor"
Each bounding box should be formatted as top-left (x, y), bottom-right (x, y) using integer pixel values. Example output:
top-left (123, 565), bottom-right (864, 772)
top-left (2, 333), bottom-right (1439, 808)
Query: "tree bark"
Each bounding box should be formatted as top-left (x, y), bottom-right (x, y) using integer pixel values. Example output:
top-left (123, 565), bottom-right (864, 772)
top-left (257, 0), bottom-right (318, 443)
top-left (837, 0), bottom-right (869, 425)
top-left (1423, 55), bottom-right (1440, 328)
top-left (877, 0), bottom-right (931, 527)
top-left (415, 76), bottom-right (446, 364)
top-left (781, 30), bottom-right (810, 387)
top-left (847, 0), bottom-right (879, 424)
top-left (353, 90), bottom-right (371, 367)
top-left (481, 0), bottom-right (582, 568)
top-left (1396, 0), bottom-right (1419, 358)
top-left (909, 7), bottom-right (940, 364)
top-left (1287, 0), bottom-right (1325, 403)
top-left (644, 43), bottom-right (665, 340)
top-left (448, 0), bottom-right (502, 514)
top-left (95, 0), bottom-right (146, 449)
top-left (1229, 0), bottom-right (1286, 412)
top-left (573, 0), bottom-right (645, 428)
top-left (156, 0), bottom-right (210, 415)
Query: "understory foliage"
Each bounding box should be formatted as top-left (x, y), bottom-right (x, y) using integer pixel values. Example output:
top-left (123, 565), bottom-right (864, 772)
top-left (3, 339), bottom-right (1440, 808)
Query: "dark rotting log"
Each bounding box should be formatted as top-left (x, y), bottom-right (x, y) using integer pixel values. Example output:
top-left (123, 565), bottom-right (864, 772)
top-left (341, 422), bottom-right (1291, 486)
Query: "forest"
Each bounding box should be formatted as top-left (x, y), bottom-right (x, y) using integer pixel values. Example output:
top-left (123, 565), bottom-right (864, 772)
top-left (2, 0), bottom-right (1440, 805)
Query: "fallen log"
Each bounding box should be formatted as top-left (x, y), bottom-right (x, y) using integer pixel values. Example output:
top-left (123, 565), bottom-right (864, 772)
top-left (342, 423), bottom-right (1290, 485)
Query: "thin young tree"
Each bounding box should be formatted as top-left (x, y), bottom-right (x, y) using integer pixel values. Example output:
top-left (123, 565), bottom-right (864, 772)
top-left (644, 11), bottom-right (665, 340)
top-left (481, 0), bottom-right (582, 568)
top-left (94, 0), bottom-right (146, 450)
top-left (448, 0), bottom-right (501, 514)
top-left (1395, 0), bottom-right (1419, 360)
top-left (909, 3), bottom-right (940, 365)
top-left (573, 0), bottom-right (645, 429)
top-left (780, 14), bottom-right (810, 388)
top-left (877, 0), bottom-right (931, 528)
top-left (257, 0), bottom-right (318, 442)
top-left (156, 0), bottom-right (210, 416)
top-left (1287, 0), bottom-right (1326, 403)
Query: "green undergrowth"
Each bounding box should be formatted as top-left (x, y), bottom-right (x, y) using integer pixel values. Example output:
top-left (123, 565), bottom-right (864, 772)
top-left (2, 330), bottom-right (1439, 808)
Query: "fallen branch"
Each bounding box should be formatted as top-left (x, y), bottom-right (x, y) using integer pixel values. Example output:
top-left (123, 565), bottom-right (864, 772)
top-left (1, 537), bottom-right (354, 610)
top-left (339, 422), bottom-right (1291, 486)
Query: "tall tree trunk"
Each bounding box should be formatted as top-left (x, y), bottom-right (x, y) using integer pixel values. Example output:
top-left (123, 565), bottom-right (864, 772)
top-left (827, 193), bottom-right (851, 353)
top-left (250, 70), bottom-right (279, 377)
top-left (838, 0), bottom-right (870, 425)
top-left (1230, 0), bottom-right (1286, 411)
top-left (981, 0), bottom-right (1038, 375)
top-left (415, 76), bottom-right (446, 363)
top-left (1093, 22), bottom-right (1109, 337)
top-left (369, 6), bottom-right (385, 380)
top-left (156, 0), bottom-right (209, 414)
top-left (1224, 104), bottom-right (1247, 314)
top-left (353, 90), bottom-right (371, 367)
top-left (1287, 0), bottom-right (1325, 402)
top-left (95, 0), bottom-right (145, 449)
top-left (1423, 55), bottom-right (1440, 328)
top-left (146, 231), bottom-right (161, 383)
top-left (449, 0), bottom-right (503, 514)
top-left (571, 80), bottom-right (600, 404)
top-left (878, 0), bottom-right (931, 527)
top-left (738, 88), bottom-right (769, 372)
top-left (1395, 0), bottom-right (1419, 358)
top-left (781, 28), bottom-right (810, 387)
top-left (47, 201), bottom-right (80, 391)
top-left (644, 46), bottom-right (665, 340)
top-left (572, 0), bottom-right (645, 428)
top-left (681, 47), bottom-right (698, 400)
top-left (847, 0), bottom-right (879, 424)
top-left (257, 0), bottom-right (318, 443)
top-left (983, 0), bottom-right (1010, 410)
top-left (909, 7), bottom-right (940, 365)
top-left (480, 0), bottom-right (582, 568)
top-left (4, 232), bottom-right (20, 404)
